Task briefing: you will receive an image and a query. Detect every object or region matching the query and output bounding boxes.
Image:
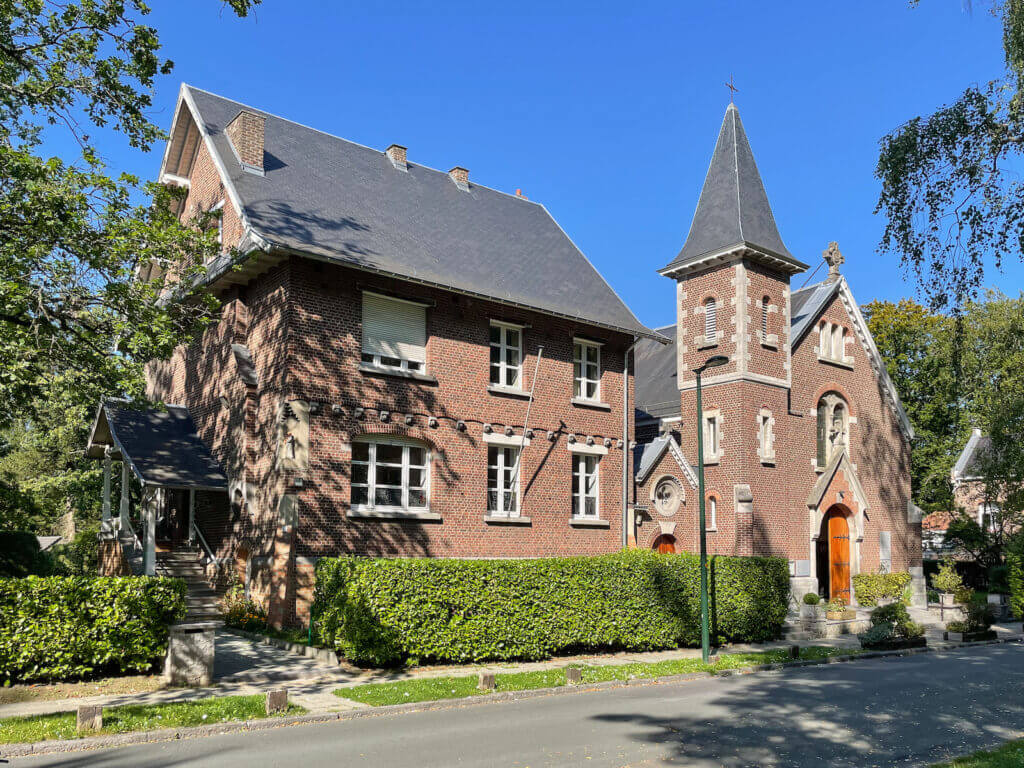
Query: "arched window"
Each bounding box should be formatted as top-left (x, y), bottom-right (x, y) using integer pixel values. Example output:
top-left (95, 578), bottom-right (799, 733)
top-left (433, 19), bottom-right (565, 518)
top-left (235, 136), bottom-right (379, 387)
top-left (816, 393), bottom-right (849, 468)
top-left (704, 298), bottom-right (717, 341)
top-left (706, 493), bottom-right (718, 531)
top-left (761, 296), bottom-right (770, 341)
top-left (831, 325), bottom-right (844, 360)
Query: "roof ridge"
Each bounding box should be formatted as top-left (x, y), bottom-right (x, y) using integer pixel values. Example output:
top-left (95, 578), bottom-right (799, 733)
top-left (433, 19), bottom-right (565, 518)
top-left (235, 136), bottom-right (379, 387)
top-left (182, 83), bottom-right (542, 207)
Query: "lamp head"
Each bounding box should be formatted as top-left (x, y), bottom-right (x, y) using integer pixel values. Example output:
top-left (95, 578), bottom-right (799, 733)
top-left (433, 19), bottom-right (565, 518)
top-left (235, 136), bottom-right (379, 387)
top-left (694, 355), bottom-right (729, 374)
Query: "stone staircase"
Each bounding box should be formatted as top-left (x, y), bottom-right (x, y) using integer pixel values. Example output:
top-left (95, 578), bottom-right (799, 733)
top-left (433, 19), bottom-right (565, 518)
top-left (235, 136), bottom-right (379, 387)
top-left (156, 549), bottom-right (225, 622)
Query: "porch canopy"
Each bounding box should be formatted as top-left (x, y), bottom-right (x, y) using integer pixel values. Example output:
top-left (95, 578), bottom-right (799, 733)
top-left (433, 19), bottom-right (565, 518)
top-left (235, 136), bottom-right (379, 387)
top-left (86, 401), bottom-right (227, 491)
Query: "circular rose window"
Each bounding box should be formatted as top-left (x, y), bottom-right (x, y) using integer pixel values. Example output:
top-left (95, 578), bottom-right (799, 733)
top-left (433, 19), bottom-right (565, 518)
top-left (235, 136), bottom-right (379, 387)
top-left (652, 476), bottom-right (683, 517)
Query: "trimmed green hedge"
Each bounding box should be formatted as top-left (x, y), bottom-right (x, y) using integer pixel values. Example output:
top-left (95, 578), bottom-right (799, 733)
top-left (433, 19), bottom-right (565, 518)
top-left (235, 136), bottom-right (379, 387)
top-left (311, 551), bottom-right (790, 666)
top-left (0, 576), bottom-right (187, 683)
top-left (852, 572), bottom-right (912, 606)
top-left (1008, 536), bottom-right (1024, 621)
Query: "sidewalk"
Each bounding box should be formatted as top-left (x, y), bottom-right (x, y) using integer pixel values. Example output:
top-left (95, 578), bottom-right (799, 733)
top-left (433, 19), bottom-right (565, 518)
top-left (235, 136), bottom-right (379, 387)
top-left (4, 622), bottom-right (1019, 722)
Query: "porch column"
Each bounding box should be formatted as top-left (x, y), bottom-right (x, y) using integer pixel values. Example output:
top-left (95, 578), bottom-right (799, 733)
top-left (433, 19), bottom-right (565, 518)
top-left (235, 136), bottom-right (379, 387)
top-left (188, 489), bottom-right (195, 545)
top-left (101, 447), bottom-right (112, 525)
top-left (142, 487), bottom-right (157, 576)
top-left (119, 463), bottom-right (130, 530)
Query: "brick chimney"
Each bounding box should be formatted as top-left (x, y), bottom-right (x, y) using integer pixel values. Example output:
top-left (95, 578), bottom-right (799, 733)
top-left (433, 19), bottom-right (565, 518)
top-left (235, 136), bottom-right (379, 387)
top-left (386, 144), bottom-right (408, 171)
top-left (225, 110), bottom-right (265, 175)
top-left (448, 166), bottom-right (469, 191)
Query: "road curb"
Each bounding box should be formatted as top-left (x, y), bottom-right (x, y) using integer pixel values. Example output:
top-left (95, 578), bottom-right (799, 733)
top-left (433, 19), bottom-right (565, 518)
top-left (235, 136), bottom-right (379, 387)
top-left (4, 635), bottom-right (1019, 758)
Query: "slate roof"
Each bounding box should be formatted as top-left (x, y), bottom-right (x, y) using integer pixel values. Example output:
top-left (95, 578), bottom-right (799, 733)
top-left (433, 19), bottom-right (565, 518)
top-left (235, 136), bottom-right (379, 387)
top-left (87, 402), bottom-right (228, 490)
top-left (660, 104), bottom-right (805, 274)
top-left (634, 325), bottom-right (679, 421)
top-left (633, 434), bottom-right (697, 486)
top-left (790, 279), bottom-right (841, 345)
top-left (178, 86), bottom-right (658, 340)
top-left (952, 429), bottom-right (993, 481)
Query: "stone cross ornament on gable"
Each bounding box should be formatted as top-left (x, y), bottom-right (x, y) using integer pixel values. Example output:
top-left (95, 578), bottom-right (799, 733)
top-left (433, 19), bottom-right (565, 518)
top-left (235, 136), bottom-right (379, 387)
top-left (823, 241), bottom-right (844, 280)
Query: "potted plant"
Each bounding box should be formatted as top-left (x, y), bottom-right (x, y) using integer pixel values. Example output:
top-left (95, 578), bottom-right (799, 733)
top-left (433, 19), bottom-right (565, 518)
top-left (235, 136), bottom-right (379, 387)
top-left (945, 598), bottom-right (997, 642)
top-left (932, 559), bottom-right (964, 607)
top-left (825, 596), bottom-right (855, 621)
top-left (800, 592), bottom-right (822, 629)
top-left (858, 603), bottom-right (927, 650)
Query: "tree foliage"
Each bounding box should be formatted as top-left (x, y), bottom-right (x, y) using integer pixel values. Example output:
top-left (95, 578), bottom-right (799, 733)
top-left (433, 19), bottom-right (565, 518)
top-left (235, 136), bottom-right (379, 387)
top-left (876, 1), bottom-right (1024, 312)
top-left (0, 0), bottom-right (258, 532)
top-left (866, 292), bottom-right (1024, 518)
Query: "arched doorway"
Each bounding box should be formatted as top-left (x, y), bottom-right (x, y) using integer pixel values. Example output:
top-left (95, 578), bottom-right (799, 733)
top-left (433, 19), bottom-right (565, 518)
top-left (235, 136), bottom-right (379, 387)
top-left (817, 506), bottom-right (851, 602)
top-left (652, 534), bottom-right (677, 554)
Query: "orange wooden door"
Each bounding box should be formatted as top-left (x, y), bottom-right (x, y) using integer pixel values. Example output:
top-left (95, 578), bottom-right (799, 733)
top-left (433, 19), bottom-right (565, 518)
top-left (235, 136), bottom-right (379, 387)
top-left (653, 535), bottom-right (677, 554)
top-left (828, 513), bottom-right (851, 602)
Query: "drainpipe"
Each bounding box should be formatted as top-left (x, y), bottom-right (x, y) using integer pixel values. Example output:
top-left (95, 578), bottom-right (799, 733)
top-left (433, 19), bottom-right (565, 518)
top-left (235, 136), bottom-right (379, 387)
top-left (622, 336), bottom-right (641, 549)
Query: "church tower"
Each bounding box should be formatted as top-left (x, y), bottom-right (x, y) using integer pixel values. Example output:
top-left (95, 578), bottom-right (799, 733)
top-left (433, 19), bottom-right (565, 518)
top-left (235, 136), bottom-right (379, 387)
top-left (659, 104), bottom-right (807, 556)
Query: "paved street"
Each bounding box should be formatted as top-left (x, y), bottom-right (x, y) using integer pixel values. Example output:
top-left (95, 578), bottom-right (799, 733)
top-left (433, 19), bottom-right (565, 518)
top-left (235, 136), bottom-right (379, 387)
top-left (9, 643), bottom-right (1024, 768)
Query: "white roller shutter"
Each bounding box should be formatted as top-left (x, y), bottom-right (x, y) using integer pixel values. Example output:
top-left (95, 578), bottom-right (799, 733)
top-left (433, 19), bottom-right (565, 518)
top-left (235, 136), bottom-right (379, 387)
top-left (362, 292), bottom-right (426, 363)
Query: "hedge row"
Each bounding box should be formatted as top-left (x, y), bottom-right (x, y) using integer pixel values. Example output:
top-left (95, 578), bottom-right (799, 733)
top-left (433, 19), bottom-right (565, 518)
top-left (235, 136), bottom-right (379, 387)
top-left (852, 572), bottom-right (912, 606)
top-left (311, 551), bottom-right (790, 666)
top-left (1008, 537), bottom-right (1024, 621)
top-left (0, 576), bottom-right (186, 683)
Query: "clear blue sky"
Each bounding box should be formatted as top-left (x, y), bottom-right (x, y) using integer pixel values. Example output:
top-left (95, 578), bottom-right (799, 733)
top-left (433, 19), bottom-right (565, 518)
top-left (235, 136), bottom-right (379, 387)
top-left (72, 0), bottom-right (1022, 329)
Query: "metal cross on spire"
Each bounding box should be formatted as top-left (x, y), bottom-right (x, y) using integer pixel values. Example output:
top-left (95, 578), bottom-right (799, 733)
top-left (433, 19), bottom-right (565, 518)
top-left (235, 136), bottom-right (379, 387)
top-left (725, 75), bottom-right (738, 103)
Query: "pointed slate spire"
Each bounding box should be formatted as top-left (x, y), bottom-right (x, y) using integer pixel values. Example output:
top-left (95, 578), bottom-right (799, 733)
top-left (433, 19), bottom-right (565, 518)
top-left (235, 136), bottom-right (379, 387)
top-left (661, 104), bottom-right (804, 274)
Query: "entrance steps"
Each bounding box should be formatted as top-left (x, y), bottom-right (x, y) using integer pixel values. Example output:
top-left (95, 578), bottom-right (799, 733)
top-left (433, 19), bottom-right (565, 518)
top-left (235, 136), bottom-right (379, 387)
top-left (156, 549), bottom-right (225, 622)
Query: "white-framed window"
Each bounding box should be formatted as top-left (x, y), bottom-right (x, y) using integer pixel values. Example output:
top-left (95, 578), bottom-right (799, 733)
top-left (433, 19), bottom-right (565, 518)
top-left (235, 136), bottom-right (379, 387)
top-left (572, 454), bottom-right (600, 518)
top-left (703, 410), bottom-right (722, 462)
top-left (361, 291), bottom-right (427, 373)
top-left (704, 298), bottom-right (717, 340)
top-left (350, 438), bottom-right (429, 512)
top-left (487, 446), bottom-right (520, 517)
top-left (573, 339), bottom-right (601, 400)
top-left (706, 495), bottom-right (717, 531)
top-left (489, 322), bottom-right (522, 388)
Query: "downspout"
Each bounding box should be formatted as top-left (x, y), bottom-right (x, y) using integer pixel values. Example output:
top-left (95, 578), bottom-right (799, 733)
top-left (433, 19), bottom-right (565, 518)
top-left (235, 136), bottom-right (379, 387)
top-left (622, 335), bottom-right (641, 549)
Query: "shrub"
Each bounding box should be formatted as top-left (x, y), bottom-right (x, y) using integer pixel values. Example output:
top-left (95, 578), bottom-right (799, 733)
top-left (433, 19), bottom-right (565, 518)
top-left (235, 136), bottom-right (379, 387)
top-left (1008, 535), bottom-right (1024, 620)
top-left (988, 564), bottom-right (1011, 595)
top-left (860, 601), bottom-right (922, 644)
top-left (933, 559), bottom-right (965, 595)
top-left (802, 592), bottom-right (821, 605)
top-left (222, 583), bottom-right (268, 632)
top-left (825, 597), bottom-right (848, 613)
top-left (946, 620), bottom-right (969, 633)
top-left (0, 576), bottom-right (186, 683)
top-left (852, 572), bottom-right (912, 606)
top-left (311, 551), bottom-right (790, 666)
top-left (964, 598), bottom-right (995, 631)
top-left (0, 532), bottom-right (53, 577)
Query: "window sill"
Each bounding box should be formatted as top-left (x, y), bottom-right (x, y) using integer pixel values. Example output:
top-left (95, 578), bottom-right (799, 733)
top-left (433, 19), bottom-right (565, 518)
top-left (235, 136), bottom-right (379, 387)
top-left (358, 363), bottom-right (438, 384)
top-left (815, 354), bottom-right (854, 371)
top-left (484, 515), bottom-right (532, 526)
top-left (696, 340), bottom-right (719, 351)
top-left (705, 528), bottom-right (717, 533)
top-left (570, 517), bottom-right (610, 528)
top-left (760, 336), bottom-right (779, 351)
top-left (571, 398), bottom-right (611, 411)
top-left (703, 456), bottom-right (721, 466)
top-left (487, 384), bottom-right (531, 400)
top-left (347, 509), bottom-right (442, 522)
top-left (759, 456), bottom-right (776, 466)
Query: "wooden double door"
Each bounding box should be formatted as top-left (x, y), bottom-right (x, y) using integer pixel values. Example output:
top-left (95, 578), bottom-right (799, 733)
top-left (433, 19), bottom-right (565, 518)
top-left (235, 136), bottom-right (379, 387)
top-left (818, 507), bottom-right (851, 602)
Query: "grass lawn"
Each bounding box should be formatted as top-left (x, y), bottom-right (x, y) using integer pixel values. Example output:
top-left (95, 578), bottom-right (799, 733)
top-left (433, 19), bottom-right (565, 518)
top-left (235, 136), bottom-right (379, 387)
top-left (334, 646), bottom-right (860, 707)
top-left (931, 739), bottom-right (1024, 767)
top-left (0, 676), bottom-right (166, 706)
top-left (0, 694), bottom-right (306, 744)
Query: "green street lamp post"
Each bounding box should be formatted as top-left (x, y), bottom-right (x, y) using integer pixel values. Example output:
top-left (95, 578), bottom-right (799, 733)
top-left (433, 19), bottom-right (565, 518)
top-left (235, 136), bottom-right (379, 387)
top-left (693, 354), bottom-right (729, 663)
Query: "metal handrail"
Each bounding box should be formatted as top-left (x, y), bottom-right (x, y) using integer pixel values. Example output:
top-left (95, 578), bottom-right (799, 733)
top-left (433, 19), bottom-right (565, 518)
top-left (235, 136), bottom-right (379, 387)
top-left (190, 520), bottom-right (220, 570)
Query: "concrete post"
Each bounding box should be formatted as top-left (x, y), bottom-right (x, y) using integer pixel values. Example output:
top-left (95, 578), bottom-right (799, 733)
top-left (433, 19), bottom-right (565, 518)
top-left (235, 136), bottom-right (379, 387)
top-left (119, 462), bottom-right (130, 531)
top-left (76, 705), bottom-right (103, 733)
top-left (101, 448), bottom-right (112, 524)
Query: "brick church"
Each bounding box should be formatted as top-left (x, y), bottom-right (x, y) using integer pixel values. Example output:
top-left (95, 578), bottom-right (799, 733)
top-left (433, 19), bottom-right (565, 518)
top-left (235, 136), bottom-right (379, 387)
top-left (89, 85), bottom-right (924, 623)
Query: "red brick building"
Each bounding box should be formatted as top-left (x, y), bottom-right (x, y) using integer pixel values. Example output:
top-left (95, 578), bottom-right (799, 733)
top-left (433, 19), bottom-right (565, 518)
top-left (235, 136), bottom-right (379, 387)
top-left (90, 88), bottom-right (923, 622)
top-left (634, 104), bottom-right (924, 604)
